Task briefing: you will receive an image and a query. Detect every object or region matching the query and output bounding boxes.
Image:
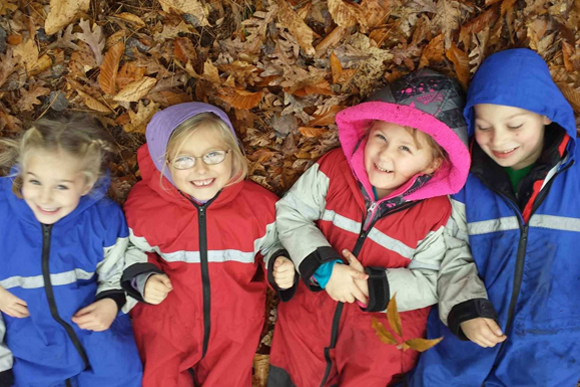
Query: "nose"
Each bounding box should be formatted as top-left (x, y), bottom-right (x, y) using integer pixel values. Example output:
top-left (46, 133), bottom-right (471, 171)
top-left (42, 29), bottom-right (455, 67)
top-left (39, 187), bottom-right (53, 205)
top-left (490, 128), bottom-right (507, 148)
top-left (193, 159), bottom-right (209, 175)
top-left (378, 145), bottom-right (394, 166)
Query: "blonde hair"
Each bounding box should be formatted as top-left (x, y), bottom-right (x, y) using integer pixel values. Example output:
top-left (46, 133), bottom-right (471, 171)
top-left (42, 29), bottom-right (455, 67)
top-left (402, 127), bottom-right (449, 163)
top-left (162, 113), bottom-right (247, 187)
top-left (0, 115), bottom-right (115, 197)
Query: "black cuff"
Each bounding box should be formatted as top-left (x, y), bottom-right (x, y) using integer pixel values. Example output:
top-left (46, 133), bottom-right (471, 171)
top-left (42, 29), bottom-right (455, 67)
top-left (448, 298), bottom-right (498, 340)
top-left (267, 249), bottom-right (299, 302)
top-left (121, 263), bottom-right (164, 302)
top-left (362, 267), bottom-right (390, 312)
top-left (297, 246), bottom-right (342, 291)
top-left (95, 290), bottom-right (126, 311)
top-left (0, 369), bottom-right (14, 387)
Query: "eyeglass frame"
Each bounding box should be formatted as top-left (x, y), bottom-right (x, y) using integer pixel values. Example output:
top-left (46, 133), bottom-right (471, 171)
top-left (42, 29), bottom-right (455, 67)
top-left (167, 149), bottom-right (232, 170)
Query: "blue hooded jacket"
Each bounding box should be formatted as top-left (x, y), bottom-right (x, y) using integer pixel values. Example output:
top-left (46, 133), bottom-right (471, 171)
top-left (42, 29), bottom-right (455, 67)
top-left (407, 49), bottom-right (580, 386)
top-left (0, 173), bottom-right (142, 387)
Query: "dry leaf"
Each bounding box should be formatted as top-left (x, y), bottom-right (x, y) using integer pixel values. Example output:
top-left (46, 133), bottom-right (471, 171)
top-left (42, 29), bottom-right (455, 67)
top-left (157, 0), bottom-right (209, 26)
top-left (315, 27), bottom-right (346, 56)
top-left (29, 54), bottom-right (53, 76)
top-left (327, 0), bottom-right (365, 30)
top-left (445, 42), bottom-right (470, 89)
top-left (0, 48), bottom-right (18, 89)
top-left (99, 41), bottom-right (124, 95)
top-left (203, 60), bottom-right (221, 84)
top-left (330, 52), bottom-right (356, 85)
top-left (116, 62), bottom-right (146, 90)
top-left (174, 37), bottom-right (197, 64)
top-left (386, 294), bottom-right (403, 337)
top-left (276, 0), bottom-right (315, 56)
top-left (76, 19), bottom-right (105, 65)
top-left (218, 88), bottom-right (264, 110)
top-left (123, 101), bottom-right (160, 133)
top-left (458, 5), bottom-right (500, 48)
top-left (45, 0), bottom-right (90, 35)
top-left (419, 34), bottom-right (444, 68)
top-left (299, 127), bottom-right (328, 137)
top-left (435, 0), bottom-right (460, 50)
top-left (17, 83), bottom-right (50, 112)
top-left (76, 89), bottom-right (112, 113)
top-left (13, 39), bottom-right (39, 72)
top-left (7, 35), bottom-right (22, 45)
top-left (104, 30), bottom-right (126, 51)
top-left (403, 337), bottom-right (444, 352)
top-left (113, 76), bottom-right (157, 102)
top-left (115, 13), bottom-right (146, 28)
top-left (309, 105), bottom-right (345, 126)
top-left (557, 83), bottom-right (580, 113)
top-left (372, 317), bottom-right (398, 345)
top-left (0, 111), bottom-right (23, 133)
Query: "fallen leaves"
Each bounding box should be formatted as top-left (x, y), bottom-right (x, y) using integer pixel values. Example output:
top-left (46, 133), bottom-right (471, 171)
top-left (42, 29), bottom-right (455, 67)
top-left (44, 0), bottom-right (90, 35)
top-left (99, 41), bottom-right (125, 95)
top-left (76, 19), bottom-right (105, 65)
top-left (114, 77), bottom-right (157, 102)
top-left (373, 295), bottom-right (444, 353)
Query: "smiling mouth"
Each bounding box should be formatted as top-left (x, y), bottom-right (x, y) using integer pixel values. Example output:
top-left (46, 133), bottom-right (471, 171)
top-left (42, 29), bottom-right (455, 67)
top-left (375, 163), bottom-right (393, 173)
top-left (37, 206), bottom-right (60, 215)
top-left (191, 178), bottom-right (215, 187)
top-left (492, 147), bottom-right (518, 158)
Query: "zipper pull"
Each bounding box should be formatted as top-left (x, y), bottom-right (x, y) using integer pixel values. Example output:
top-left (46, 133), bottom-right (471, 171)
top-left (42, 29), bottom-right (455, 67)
top-left (362, 202), bottom-right (377, 231)
top-left (367, 202), bottom-right (377, 214)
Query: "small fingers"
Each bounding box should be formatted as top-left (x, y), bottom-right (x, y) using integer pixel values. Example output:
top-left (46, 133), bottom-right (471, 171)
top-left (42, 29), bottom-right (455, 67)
top-left (11, 304), bottom-right (30, 318)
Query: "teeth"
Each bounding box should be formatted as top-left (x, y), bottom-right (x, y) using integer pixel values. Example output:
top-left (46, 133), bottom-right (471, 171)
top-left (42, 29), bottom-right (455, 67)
top-left (40, 207), bottom-right (58, 212)
top-left (496, 148), bottom-right (517, 154)
top-left (192, 178), bottom-right (214, 187)
top-left (375, 163), bottom-right (392, 173)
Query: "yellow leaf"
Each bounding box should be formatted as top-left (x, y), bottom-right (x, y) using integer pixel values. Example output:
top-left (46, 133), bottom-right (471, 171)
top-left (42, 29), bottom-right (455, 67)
top-left (403, 337), bottom-right (444, 352)
top-left (203, 60), bottom-right (221, 84)
top-left (157, 0), bottom-right (209, 26)
top-left (419, 34), bottom-right (444, 68)
top-left (116, 12), bottom-right (146, 28)
top-left (276, 0), bottom-right (315, 56)
top-left (13, 39), bottom-right (39, 72)
top-left (113, 76), bottom-right (157, 102)
top-left (29, 54), bottom-right (53, 76)
top-left (76, 90), bottom-right (112, 113)
top-left (123, 101), bottom-right (160, 133)
top-left (99, 41), bottom-right (124, 95)
top-left (44, 0), bottom-right (90, 35)
top-left (372, 317), bottom-right (398, 346)
top-left (386, 294), bottom-right (403, 337)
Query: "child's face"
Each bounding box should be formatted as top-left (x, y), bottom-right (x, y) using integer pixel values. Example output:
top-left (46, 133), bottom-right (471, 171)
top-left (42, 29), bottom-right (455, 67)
top-left (168, 126), bottom-right (233, 201)
top-left (364, 121), bottom-right (440, 199)
top-left (21, 149), bottom-right (93, 224)
top-left (474, 104), bottom-right (550, 170)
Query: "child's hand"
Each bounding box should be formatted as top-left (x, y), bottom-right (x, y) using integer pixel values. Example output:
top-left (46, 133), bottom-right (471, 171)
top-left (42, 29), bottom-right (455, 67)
top-left (273, 257), bottom-right (295, 290)
top-left (325, 253), bottom-right (369, 304)
top-left (342, 249), bottom-right (369, 306)
top-left (460, 317), bottom-right (507, 348)
top-left (143, 274), bottom-right (173, 305)
top-left (72, 298), bottom-right (118, 332)
top-left (0, 286), bottom-right (30, 318)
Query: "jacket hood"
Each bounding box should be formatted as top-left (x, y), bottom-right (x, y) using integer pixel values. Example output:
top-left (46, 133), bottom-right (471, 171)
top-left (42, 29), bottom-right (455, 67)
top-left (336, 68), bottom-right (470, 202)
top-left (4, 168), bottom-right (110, 225)
top-left (464, 48), bottom-right (576, 152)
top-left (145, 102), bottom-right (237, 186)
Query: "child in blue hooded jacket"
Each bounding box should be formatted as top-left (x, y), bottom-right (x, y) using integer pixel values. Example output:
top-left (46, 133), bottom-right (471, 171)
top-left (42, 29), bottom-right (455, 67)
top-left (406, 49), bottom-right (580, 387)
top-left (0, 116), bottom-right (142, 387)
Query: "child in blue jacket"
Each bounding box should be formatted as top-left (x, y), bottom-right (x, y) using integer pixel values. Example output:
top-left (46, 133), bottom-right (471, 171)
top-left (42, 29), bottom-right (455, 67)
top-left (0, 116), bottom-right (142, 387)
top-left (407, 49), bottom-right (580, 386)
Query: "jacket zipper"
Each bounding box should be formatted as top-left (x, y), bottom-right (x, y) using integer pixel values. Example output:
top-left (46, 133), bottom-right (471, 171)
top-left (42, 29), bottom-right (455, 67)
top-left (41, 224), bottom-right (89, 371)
top-left (319, 199), bottom-right (419, 387)
top-left (481, 161), bottom-right (573, 354)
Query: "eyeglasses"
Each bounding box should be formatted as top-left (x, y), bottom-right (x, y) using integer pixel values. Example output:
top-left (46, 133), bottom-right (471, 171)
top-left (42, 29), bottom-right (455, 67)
top-left (169, 149), bottom-right (231, 170)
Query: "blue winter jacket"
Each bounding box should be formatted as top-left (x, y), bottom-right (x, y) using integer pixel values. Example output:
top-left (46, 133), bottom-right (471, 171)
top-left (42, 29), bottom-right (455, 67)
top-left (408, 49), bottom-right (580, 386)
top-left (0, 174), bottom-right (142, 387)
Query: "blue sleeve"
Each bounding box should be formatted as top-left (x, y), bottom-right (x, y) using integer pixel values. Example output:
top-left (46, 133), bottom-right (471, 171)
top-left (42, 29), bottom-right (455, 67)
top-left (312, 260), bottom-right (342, 289)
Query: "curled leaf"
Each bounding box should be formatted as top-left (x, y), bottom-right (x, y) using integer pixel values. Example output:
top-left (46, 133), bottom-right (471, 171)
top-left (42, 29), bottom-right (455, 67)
top-left (403, 337), bottom-right (444, 352)
top-left (386, 294), bottom-right (403, 337)
top-left (99, 41), bottom-right (125, 95)
top-left (44, 0), bottom-right (90, 35)
top-left (77, 90), bottom-right (112, 113)
top-left (299, 127), bottom-right (328, 138)
top-left (372, 317), bottom-right (398, 346)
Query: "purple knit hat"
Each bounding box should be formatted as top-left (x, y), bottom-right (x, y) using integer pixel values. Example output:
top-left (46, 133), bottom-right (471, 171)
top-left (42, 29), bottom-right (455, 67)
top-left (145, 102), bottom-right (237, 185)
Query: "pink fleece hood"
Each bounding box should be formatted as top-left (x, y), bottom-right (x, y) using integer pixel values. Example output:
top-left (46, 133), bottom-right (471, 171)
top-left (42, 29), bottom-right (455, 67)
top-left (336, 69), bottom-right (471, 202)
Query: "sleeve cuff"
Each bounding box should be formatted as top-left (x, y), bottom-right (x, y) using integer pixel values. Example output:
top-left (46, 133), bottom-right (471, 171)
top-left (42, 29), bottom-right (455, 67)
top-left (448, 298), bottom-right (498, 340)
top-left (0, 369), bottom-right (13, 387)
top-left (267, 249), bottom-right (299, 302)
top-left (361, 267), bottom-right (390, 312)
top-left (94, 290), bottom-right (126, 311)
top-left (297, 246), bottom-right (342, 291)
top-left (121, 263), bottom-right (164, 302)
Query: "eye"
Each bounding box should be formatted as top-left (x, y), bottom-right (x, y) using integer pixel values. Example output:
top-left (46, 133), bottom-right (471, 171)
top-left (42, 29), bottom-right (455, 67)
top-left (476, 125), bottom-right (491, 131)
top-left (206, 151), bottom-right (219, 158)
top-left (28, 179), bottom-right (41, 185)
top-left (508, 124), bottom-right (523, 130)
top-left (56, 185), bottom-right (69, 190)
top-left (399, 146), bottom-right (412, 153)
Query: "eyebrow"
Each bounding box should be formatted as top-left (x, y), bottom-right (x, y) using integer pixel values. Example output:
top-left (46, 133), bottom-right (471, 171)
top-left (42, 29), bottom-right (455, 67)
top-left (475, 113), bottom-right (527, 121)
top-left (26, 172), bottom-right (73, 183)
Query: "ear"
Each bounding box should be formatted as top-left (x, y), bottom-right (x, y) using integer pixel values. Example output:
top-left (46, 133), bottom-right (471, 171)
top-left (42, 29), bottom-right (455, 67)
top-left (423, 157), bottom-right (442, 175)
top-left (81, 177), bottom-right (97, 196)
top-left (542, 115), bottom-right (552, 125)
